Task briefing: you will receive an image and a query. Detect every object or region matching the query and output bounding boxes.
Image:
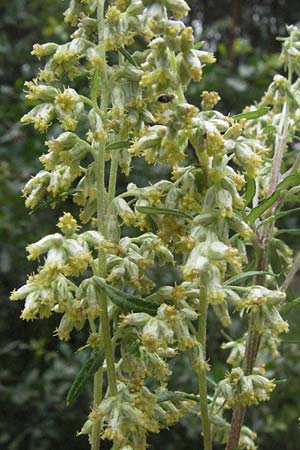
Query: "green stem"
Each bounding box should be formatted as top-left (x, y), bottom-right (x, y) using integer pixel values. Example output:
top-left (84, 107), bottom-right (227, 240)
top-left (90, 2), bottom-right (117, 450)
top-left (198, 285), bottom-right (212, 450)
top-left (226, 54), bottom-right (293, 450)
top-left (91, 368), bottom-right (103, 450)
top-left (96, 0), bottom-right (117, 395)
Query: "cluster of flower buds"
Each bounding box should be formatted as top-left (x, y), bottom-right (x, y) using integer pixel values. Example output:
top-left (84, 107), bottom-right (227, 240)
top-left (216, 367), bottom-right (276, 408)
top-left (13, 0), bottom-right (300, 448)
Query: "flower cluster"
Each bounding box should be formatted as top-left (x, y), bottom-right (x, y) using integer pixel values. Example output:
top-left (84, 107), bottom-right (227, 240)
top-left (12, 1), bottom-right (300, 450)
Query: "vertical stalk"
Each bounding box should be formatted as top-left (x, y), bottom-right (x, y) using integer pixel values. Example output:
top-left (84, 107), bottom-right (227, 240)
top-left (198, 285), bottom-right (212, 450)
top-left (91, 2), bottom-right (117, 449)
top-left (96, 0), bottom-right (117, 396)
top-left (91, 369), bottom-right (103, 450)
top-left (108, 150), bottom-right (119, 204)
top-left (226, 56), bottom-right (293, 450)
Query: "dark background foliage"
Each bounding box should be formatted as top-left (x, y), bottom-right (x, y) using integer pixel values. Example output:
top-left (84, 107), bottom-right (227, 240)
top-left (1, 1), bottom-right (300, 449)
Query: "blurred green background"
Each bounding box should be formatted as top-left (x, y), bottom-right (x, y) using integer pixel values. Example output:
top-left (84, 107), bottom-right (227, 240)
top-left (1, 1), bottom-right (300, 449)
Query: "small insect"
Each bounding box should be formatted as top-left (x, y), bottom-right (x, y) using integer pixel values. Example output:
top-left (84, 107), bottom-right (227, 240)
top-left (157, 94), bottom-right (175, 103)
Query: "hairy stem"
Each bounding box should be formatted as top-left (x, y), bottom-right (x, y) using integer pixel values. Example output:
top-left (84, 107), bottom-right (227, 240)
top-left (226, 56), bottom-right (293, 450)
top-left (91, 2), bottom-right (117, 449)
top-left (91, 369), bottom-right (103, 450)
top-left (198, 286), bottom-right (212, 450)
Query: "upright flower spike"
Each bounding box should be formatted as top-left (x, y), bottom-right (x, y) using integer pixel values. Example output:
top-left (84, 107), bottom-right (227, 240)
top-left (12, 2), bottom-right (300, 450)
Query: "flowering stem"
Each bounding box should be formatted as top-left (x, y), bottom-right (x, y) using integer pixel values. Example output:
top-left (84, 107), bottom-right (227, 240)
top-left (96, 0), bottom-right (117, 395)
top-left (198, 285), bottom-right (212, 450)
top-left (226, 55), bottom-right (293, 450)
top-left (91, 369), bottom-right (103, 450)
top-left (91, 2), bottom-right (117, 449)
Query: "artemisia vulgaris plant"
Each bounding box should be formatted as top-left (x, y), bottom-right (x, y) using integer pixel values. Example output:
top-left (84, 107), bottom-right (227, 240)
top-left (11, 0), bottom-right (300, 448)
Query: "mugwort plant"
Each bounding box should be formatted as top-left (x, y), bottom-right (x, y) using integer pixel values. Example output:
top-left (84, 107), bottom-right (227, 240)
top-left (11, 0), bottom-right (300, 448)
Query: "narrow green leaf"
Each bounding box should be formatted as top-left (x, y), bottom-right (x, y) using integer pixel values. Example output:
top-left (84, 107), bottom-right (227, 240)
top-left (280, 338), bottom-right (300, 344)
top-left (274, 379), bottom-right (287, 385)
top-left (275, 229), bottom-right (300, 236)
top-left (136, 205), bottom-right (192, 220)
top-left (248, 173), bottom-right (300, 225)
top-left (118, 47), bottom-right (138, 66)
top-left (243, 177), bottom-right (256, 206)
top-left (106, 141), bottom-right (130, 151)
top-left (225, 270), bottom-right (276, 286)
top-left (232, 106), bottom-right (269, 120)
top-left (94, 278), bottom-right (159, 314)
top-left (67, 349), bottom-right (105, 406)
top-left (263, 125), bottom-right (276, 134)
top-left (259, 207), bottom-right (300, 227)
top-left (157, 391), bottom-right (199, 403)
top-left (281, 297), bottom-right (300, 315)
top-left (193, 41), bottom-right (204, 49)
top-left (90, 68), bottom-right (100, 105)
top-left (247, 190), bottom-right (280, 224)
top-left (277, 172), bottom-right (300, 190)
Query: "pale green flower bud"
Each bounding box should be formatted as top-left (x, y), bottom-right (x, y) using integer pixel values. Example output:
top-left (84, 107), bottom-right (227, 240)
top-left (31, 42), bottom-right (59, 59)
top-left (47, 166), bottom-right (77, 196)
top-left (124, 258), bottom-right (139, 282)
top-left (46, 131), bottom-right (79, 153)
top-left (178, 307), bottom-right (198, 321)
top-left (143, 318), bottom-right (174, 346)
top-left (180, 27), bottom-right (194, 53)
top-left (86, 283), bottom-right (101, 319)
top-left (10, 283), bottom-right (36, 301)
top-left (24, 80), bottom-right (57, 102)
top-left (81, 230), bottom-right (104, 248)
top-left (122, 312), bottom-right (151, 327)
top-left (111, 85), bottom-right (125, 110)
top-left (234, 142), bottom-right (262, 178)
top-left (207, 241), bottom-right (231, 260)
top-left (20, 291), bottom-right (41, 320)
top-left (222, 341), bottom-right (245, 366)
top-left (188, 344), bottom-right (210, 372)
top-left (25, 185), bottom-right (46, 208)
top-left (262, 305), bottom-right (289, 335)
top-left (55, 313), bottom-right (74, 341)
top-left (228, 214), bottom-right (252, 239)
top-left (215, 188), bottom-right (233, 216)
top-left (21, 103), bottom-right (55, 133)
top-left (180, 50), bottom-right (202, 82)
top-left (212, 302), bottom-right (231, 326)
top-left (129, 126), bottom-right (165, 156)
top-left (126, 0), bottom-right (144, 16)
top-left (27, 233), bottom-right (63, 260)
top-left (45, 246), bottom-right (67, 266)
top-left (78, 419), bottom-right (93, 435)
top-left (224, 287), bottom-right (241, 306)
top-left (88, 109), bottom-right (106, 142)
top-left (163, 0), bottom-right (190, 18)
top-left (65, 237), bottom-right (89, 256)
top-left (114, 197), bottom-right (136, 226)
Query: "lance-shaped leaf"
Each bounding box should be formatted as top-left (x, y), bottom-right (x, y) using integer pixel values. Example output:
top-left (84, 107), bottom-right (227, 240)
top-left (157, 391), bottom-right (200, 403)
top-left (243, 177), bottom-right (256, 206)
top-left (247, 190), bottom-right (280, 224)
top-left (281, 297), bottom-right (300, 315)
top-left (94, 277), bottom-right (159, 314)
top-left (67, 348), bottom-right (105, 406)
top-left (247, 173), bottom-right (300, 224)
top-left (258, 206), bottom-right (300, 227)
top-left (232, 106), bottom-right (269, 120)
top-left (106, 141), bottom-right (130, 151)
top-left (118, 46), bottom-right (138, 67)
top-left (224, 270), bottom-right (276, 286)
top-left (275, 229), bottom-right (300, 236)
top-left (136, 205), bottom-right (192, 220)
